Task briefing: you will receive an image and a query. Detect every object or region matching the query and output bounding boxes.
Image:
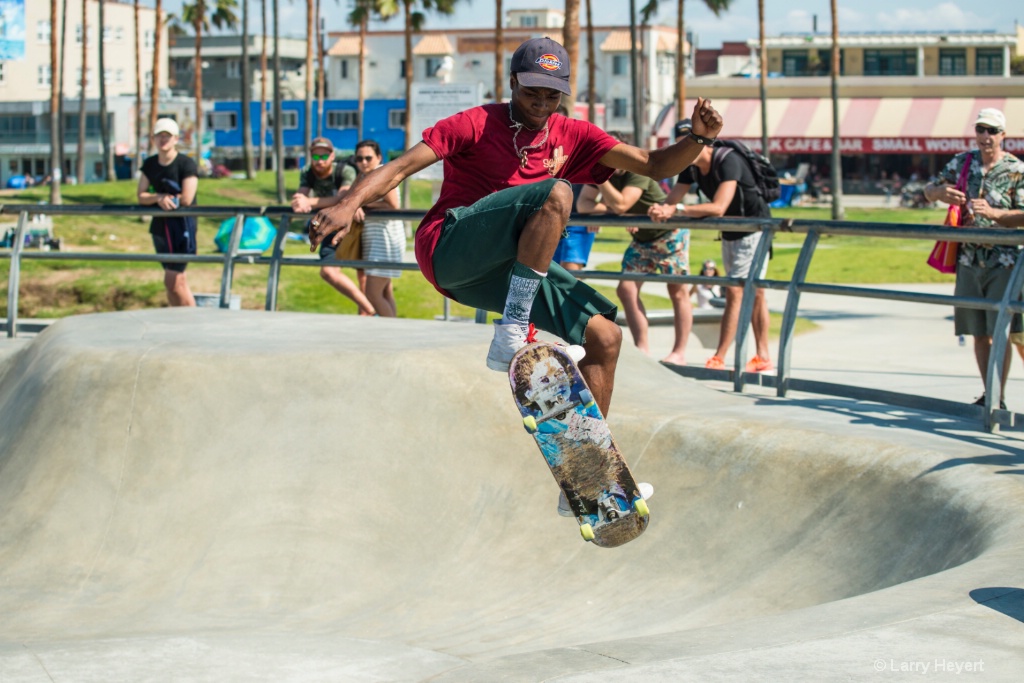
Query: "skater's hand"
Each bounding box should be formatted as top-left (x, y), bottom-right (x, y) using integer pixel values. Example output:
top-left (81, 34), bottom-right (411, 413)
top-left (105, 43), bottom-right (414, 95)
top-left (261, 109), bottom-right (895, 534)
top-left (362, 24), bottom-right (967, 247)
top-left (689, 97), bottom-right (723, 140)
top-left (308, 201), bottom-right (356, 251)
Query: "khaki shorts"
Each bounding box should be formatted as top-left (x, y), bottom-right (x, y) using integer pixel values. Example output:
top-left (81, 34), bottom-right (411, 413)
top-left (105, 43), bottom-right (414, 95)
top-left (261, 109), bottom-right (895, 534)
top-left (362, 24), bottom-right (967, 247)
top-left (431, 179), bottom-right (617, 346)
top-left (722, 232), bottom-right (768, 280)
top-left (954, 263), bottom-right (1024, 337)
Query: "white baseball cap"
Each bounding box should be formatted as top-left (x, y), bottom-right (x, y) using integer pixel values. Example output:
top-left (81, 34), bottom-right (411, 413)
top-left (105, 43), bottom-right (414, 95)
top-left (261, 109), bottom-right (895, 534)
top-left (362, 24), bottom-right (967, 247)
top-left (153, 118), bottom-right (180, 137)
top-left (975, 108), bottom-right (1006, 131)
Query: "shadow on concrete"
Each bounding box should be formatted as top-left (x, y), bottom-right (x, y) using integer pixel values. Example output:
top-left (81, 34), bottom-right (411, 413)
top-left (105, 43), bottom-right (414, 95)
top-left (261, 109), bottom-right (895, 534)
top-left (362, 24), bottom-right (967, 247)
top-left (969, 587), bottom-right (1024, 624)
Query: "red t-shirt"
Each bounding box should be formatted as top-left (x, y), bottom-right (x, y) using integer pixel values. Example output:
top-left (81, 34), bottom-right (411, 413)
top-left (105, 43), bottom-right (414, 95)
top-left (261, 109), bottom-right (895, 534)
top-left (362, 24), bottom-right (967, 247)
top-left (416, 103), bottom-right (619, 291)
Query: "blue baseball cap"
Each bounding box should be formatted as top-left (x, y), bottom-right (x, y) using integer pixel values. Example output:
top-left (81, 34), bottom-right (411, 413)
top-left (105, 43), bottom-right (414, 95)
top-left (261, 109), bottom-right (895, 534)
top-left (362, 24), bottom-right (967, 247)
top-left (510, 37), bottom-right (571, 95)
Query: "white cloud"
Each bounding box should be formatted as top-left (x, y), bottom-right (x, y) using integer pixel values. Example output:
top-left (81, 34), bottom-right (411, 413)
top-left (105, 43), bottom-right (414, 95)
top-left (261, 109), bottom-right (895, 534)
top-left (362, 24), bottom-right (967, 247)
top-left (873, 2), bottom-right (987, 32)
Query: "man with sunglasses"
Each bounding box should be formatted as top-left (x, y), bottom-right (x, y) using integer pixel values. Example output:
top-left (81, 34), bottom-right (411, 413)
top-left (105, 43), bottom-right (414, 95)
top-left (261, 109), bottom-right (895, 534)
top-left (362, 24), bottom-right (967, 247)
top-left (292, 137), bottom-right (376, 315)
top-left (924, 108), bottom-right (1024, 409)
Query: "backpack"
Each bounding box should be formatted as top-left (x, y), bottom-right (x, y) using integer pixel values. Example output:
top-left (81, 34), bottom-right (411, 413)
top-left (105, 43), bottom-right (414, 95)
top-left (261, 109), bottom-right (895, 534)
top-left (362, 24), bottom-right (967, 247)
top-left (710, 140), bottom-right (781, 210)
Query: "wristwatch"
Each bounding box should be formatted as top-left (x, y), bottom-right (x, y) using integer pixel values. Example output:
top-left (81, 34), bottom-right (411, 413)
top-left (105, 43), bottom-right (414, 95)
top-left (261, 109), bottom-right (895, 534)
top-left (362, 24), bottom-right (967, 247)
top-left (688, 132), bottom-right (716, 146)
top-left (675, 203), bottom-right (686, 214)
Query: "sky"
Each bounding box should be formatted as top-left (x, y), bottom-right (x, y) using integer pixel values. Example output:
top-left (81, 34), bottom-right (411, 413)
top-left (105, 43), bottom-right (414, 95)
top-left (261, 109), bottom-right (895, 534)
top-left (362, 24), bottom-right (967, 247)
top-left (157, 1), bottom-right (1021, 49)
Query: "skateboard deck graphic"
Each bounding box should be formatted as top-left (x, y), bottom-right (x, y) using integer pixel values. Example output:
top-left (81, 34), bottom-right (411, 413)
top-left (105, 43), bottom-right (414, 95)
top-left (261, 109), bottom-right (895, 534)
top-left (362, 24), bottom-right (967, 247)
top-left (509, 342), bottom-right (649, 548)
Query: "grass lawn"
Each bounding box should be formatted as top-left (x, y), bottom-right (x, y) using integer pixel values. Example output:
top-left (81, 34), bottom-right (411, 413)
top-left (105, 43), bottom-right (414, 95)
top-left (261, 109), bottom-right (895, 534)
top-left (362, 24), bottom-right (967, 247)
top-left (1, 174), bottom-right (953, 330)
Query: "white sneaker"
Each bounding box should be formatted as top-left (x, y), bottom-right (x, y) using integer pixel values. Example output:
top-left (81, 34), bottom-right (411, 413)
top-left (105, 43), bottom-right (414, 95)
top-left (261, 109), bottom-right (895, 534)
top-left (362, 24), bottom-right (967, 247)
top-left (564, 344), bottom-right (586, 364)
top-left (485, 319), bottom-right (530, 372)
top-left (557, 482), bottom-right (653, 517)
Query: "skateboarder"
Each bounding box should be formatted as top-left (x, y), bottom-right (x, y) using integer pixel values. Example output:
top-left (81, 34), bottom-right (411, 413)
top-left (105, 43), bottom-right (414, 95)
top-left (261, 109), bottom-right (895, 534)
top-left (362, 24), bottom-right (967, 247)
top-left (308, 37), bottom-right (721, 508)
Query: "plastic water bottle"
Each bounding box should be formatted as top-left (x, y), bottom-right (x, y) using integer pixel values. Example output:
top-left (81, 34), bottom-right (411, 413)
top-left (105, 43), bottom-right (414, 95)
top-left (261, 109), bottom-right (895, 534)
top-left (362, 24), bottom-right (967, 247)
top-left (958, 335), bottom-right (966, 347)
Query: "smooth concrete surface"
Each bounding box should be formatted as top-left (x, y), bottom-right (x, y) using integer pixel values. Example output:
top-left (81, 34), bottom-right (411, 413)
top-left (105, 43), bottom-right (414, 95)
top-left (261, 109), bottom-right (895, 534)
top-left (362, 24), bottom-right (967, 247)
top-left (0, 308), bottom-right (1022, 682)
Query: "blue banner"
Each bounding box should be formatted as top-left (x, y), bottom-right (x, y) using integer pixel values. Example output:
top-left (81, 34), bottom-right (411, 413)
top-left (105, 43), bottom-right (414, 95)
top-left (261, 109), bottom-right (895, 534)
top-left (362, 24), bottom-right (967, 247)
top-left (0, 0), bottom-right (26, 61)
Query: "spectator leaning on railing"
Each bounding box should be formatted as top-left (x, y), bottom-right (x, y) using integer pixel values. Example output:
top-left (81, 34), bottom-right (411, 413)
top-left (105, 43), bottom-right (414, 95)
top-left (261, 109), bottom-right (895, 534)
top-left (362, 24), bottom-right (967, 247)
top-left (923, 108), bottom-right (1024, 409)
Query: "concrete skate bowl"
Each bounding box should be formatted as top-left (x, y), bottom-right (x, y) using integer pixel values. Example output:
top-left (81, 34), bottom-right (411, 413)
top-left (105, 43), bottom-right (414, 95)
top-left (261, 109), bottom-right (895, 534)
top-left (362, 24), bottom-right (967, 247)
top-left (0, 309), bottom-right (1012, 681)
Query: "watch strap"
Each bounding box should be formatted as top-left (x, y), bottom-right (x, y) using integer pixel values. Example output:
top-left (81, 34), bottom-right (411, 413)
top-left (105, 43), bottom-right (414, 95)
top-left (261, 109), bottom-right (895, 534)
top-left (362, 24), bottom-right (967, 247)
top-left (688, 132), bottom-right (716, 146)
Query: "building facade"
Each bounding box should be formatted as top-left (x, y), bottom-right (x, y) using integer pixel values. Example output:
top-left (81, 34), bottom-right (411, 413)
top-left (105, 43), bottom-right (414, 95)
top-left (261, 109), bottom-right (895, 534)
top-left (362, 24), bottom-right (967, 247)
top-left (0, 0), bottom-right (164, 186)
top-left (168, 35), bottom-right (309, 101)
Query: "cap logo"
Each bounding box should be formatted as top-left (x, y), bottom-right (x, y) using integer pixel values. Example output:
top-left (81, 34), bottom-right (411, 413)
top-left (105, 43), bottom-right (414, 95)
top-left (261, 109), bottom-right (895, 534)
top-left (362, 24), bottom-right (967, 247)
top-left (535, 54), bottom-right (562, 72)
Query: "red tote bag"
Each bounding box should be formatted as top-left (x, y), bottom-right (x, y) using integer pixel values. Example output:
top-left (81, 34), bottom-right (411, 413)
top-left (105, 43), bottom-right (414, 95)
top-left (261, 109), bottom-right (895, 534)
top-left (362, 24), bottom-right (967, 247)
top-left (927, 157), bottom-right (971, 274)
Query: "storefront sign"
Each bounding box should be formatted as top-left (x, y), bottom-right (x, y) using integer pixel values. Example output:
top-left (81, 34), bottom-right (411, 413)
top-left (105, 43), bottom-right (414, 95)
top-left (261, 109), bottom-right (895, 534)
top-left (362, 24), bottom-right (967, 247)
top-left (735, 137), bottom-right (1024, 155)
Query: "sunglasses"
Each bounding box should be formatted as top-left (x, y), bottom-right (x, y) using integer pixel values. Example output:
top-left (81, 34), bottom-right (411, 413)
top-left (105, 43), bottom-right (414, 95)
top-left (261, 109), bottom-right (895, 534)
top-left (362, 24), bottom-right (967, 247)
top-left (311, 153), bottom-right (331, 161)
top-left (353, 155), bottom-right (376, 162)
top-left (975, 125), bottom-right (1003, 135)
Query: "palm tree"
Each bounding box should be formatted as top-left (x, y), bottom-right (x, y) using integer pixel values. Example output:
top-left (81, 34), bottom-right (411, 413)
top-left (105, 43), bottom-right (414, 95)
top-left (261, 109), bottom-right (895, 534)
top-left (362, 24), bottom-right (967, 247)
top-left (304, 0), bottom-right (314, 147)
top-left (315, 0), bottom-right (325, 136)
top-left (49, 0), bottom-right (62, 203)
top-left (562, 0), bottom-right (579, 115)
top-left (241, 0), bottom-right (254, 177)
top-left (76, 0), bottom-right (87, 183)
top-left (259, 0), bottom-right (268, 171)
top-left (640, 0), bottom-right (732, 128)
top-left (98, 0), bottom-right (114, 181)
top-left (758, 0), bottom-right (767, 159)
top-left (272, 0), bottom-right (285, 201)
top-left (150, 0), bottom-right (164, 154)
top-left (58, 0), bottom-right (69, 182)
top-left (493, 0), bottom-right (502, 102)
top-left (585, 0), bottom-right (595, 122)
top-left (830, 0), bottom-right (844, 219)
top-left (348, 1), bottom-right (398, 141)
top-left (135, 0), bottom-right (143, 174)
top-left (182, 0), bottom-right (240, 162)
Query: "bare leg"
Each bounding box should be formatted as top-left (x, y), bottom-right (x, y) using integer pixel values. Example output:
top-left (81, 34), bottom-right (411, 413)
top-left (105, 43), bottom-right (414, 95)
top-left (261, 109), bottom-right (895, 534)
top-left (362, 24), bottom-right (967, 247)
top-left (365, 274), bottom-right (396, 317)
top-left (164, 270), bottom-right (196, 307)
top-left (974, 335), bottom-right (1011, 402)
top-left (713, 285), bottom-right (742, 360)
top-left (561, 262), bottom-right (584, 271)
top-left (616, 279), bottom-right (649, 354)
top-left (320, 265), bottom-right (376, 315)
top-left (750, 288), bottom-right (771, 361)
top-left (577, 314), bottom-right (622, 417)
top-left (662, 283), bottom-right (691, 365)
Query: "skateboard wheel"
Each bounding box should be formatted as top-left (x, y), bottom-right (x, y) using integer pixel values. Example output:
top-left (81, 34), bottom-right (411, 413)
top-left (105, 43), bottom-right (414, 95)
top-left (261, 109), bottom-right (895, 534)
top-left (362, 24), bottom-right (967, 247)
top-left (579, 389), bottom-right (595, 408)
top-left (633, 498), bottom-right (650, 517)
top-left (523, 415), bottom-right (538, 433)
top-left (579, 523), bottom-right (595, 542)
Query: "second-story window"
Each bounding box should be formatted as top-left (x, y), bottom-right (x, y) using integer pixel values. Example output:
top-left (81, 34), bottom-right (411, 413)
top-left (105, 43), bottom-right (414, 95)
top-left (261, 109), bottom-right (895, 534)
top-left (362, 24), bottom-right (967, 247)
top-left (863, 49), bottom-right (917, 76)
top-left (782, 50), bottom-right (808, 76)
top-left (227, 60), bottom-right (241, 79)
top-left (37, 20), bottom-right (51, 43)
top-left (326, 110), bottom-right (359, 129)
top-left (612, 98), bottom-right (628, 119)
top-left (976, 49), bottom-right (1004, 76)
top-left (939, 49), bottom-right (966, 76)
top-left (612, 54), bottom-right (628, 76)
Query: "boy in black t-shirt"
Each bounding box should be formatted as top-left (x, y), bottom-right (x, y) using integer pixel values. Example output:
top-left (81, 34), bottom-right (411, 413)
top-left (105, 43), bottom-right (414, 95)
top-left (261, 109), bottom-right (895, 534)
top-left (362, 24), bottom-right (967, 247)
top-left (649, 123), bottom-right (773, 374)
top-left (137, 118), bottom-right (199, 307)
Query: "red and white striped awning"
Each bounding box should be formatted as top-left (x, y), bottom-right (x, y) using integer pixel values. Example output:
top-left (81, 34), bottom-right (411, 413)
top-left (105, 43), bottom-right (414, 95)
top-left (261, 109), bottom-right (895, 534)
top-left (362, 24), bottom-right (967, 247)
top-left (657, 97), bottom-right (1024, 155)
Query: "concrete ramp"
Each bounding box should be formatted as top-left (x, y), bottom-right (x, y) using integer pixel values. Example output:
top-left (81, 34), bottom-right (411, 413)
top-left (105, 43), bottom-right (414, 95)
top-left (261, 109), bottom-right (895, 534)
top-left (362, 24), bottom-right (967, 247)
top-left (1, 310), bottom-right (1022, 681)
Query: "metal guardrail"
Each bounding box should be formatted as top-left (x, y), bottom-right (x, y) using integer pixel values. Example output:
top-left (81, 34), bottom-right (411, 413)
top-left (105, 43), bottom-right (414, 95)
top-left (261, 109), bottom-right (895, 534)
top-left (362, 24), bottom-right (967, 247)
top-left (3, 203), bottom-right (1024, 433)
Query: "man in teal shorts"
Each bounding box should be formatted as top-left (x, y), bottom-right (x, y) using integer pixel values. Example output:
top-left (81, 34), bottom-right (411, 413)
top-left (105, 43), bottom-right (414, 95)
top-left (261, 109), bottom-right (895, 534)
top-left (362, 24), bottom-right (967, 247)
top-left (308, 36), bottom-right (722, 420)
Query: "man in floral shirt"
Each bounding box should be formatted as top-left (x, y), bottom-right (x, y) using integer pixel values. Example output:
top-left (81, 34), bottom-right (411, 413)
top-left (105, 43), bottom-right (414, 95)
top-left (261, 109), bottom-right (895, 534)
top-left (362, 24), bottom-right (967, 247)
top-left (924, 108), bottom-right (1024, 408)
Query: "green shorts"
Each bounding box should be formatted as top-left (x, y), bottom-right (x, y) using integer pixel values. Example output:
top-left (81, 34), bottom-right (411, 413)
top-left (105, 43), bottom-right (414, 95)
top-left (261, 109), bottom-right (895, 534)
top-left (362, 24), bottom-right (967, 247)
top-left (431, 179), bottom-right (617, 346)
top-left (954, 263), bottom-right (1024, 337)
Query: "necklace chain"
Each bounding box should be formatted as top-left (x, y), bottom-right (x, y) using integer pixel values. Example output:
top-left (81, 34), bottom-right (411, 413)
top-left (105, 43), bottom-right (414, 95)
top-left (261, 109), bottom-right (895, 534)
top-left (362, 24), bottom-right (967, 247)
top-left (509, 102), bottom-right (549, 169)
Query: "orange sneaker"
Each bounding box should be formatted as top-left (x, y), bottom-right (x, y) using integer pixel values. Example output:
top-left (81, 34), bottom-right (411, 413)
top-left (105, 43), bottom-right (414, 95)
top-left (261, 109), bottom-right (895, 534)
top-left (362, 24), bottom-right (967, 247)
top-left (705, 356), bottom-right (726, 370)
top-left (745, 355), bottom-right (774, 373)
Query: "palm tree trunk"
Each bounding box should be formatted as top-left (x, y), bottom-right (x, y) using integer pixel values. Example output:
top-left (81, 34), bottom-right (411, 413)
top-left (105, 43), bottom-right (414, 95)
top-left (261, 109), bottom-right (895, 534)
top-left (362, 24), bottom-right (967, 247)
top-left (586, 0), bottom-right (595, 123)
top-left (241, 0), bottom-right (254, 177)
top-left (402, 2), bottom-right (413, 152)
top-left (259, 0), bottom-right (268, 171)
top-left (562, 0), bottom-right (579, 114)
top-left (58, 0), bottom-right (69, 182)
top-left (675, 0), bottom-right (684, 123)
top-left (76, 0), bottom-right (87, 183)
top-left (134, 0), bottom-right (143, 175)
top-left (194, 0), bottom-right (205, 163)
top-left (304, 0), bottom-right (314, 148)
top-left (628, 0), bottom-right (641, 144)
top-left (758, 0), bottom-right (768, 159)
top-left (493, 0), bottom-right (502, 102)
top-left (150, 0), bottom-right (163, 154)
top-left (357, 14), bottom-right (366, 140)
top-left (316, 0), bottom-right (324, 137)
top-left (273, 0), bottom-right (285, 202)
top-left (830, 0), bottom-right (844, 219)
top-left (98, 0), bottom-right (114, 181)
top-left (49, 0), bottom-right (62, 203)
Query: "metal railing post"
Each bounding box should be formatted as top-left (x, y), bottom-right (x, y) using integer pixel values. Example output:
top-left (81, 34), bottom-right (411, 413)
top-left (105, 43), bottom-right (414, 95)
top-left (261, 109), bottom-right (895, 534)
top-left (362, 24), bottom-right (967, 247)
top-left (5, 211), bottom-right (28, 338)
top-left (777, 228), bottom-right (819, 398)
top-left (265, 215), bottom-right (291, 311)
top-left (732, 224), bottom-right (775, 393)
top-left (982, 254), bottom-right (1024, 431)
top-left (219, 213), bottom-right (246, 308)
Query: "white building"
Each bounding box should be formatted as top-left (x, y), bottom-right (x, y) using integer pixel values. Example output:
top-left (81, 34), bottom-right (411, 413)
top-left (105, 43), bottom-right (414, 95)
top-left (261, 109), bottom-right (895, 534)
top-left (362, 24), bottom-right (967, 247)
top-left (325, 8), bottom-right (686, 143)
top-left (0, 0), bottom-right (165, 185)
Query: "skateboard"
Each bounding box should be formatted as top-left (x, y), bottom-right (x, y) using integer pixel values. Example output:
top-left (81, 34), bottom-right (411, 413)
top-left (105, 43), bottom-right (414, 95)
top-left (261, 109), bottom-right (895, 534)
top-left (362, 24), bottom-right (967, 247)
top-left (509, 341), bottom-right (649, 548)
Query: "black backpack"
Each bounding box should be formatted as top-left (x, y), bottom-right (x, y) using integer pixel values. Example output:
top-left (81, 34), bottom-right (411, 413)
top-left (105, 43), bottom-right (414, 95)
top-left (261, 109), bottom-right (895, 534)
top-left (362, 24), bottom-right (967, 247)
top-left (710, 140), bottom-right (781, 209)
